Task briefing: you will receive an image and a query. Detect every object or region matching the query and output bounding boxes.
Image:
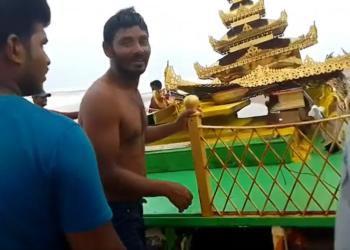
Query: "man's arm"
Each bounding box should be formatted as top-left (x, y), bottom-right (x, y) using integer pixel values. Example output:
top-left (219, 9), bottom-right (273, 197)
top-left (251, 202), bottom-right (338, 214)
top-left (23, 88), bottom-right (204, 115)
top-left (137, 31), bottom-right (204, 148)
top-left (149, 97), bottom-right (159, 110)
top-left (144, 123), bottom-right (181, 144)
top-left (81, 92), bottom-right (171, 200)
top-left (51, 110), bottom-right (79, 120)
top-left (144, 108), bottom-right (198, 144)
top-left (51, 124), bottom-right (125, 250)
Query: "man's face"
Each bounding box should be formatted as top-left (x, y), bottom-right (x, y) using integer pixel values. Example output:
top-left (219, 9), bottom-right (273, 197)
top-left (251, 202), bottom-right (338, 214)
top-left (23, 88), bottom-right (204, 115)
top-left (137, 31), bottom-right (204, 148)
top-left (5, 23), bottom-right (50, 96)
top-left (104, 26), bottom-right (151, 77)
top-left (151, 85), bottom-right (161, 91)
top-left (33, 96), bottom-right (47, 107)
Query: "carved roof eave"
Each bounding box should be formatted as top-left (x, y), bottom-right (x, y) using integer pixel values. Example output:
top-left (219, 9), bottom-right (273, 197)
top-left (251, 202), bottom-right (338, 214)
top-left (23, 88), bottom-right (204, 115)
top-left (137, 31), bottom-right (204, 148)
top-left (165, 54), bottom-right (350, 92)
top-left (228, 0), bottom-right (244, 3)
top-left (220, 0), bottom-right (265, 28)
top-left (231, 54), bottom-right (350, 88)
top-left (164, 63), bottom-right (235, 91)
top-left (210, 10), bottom-right (288, 54)
top-left (164, 62), bottom-right (201, 91)
top-left (194, 22), bottom-right (318, 80)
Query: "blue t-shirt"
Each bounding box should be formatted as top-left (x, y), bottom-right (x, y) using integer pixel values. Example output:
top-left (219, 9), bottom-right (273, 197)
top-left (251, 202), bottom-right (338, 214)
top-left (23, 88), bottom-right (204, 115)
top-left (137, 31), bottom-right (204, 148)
top-left (0, 96), bottom-right (112, 250)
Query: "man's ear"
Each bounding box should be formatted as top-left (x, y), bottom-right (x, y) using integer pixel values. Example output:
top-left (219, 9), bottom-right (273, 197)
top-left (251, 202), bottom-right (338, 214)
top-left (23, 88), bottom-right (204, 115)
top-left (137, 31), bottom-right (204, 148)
top-left (5, 34), bottom-right (26, 64)
top-left (102, 41), bottom-right (114, 59)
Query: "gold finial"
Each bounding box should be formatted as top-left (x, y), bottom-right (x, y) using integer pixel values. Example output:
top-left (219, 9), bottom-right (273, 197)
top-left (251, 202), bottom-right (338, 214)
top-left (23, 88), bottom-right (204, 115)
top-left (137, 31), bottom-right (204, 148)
top-left (280, 10), bottom-right (287, 22)
top-left (342, 48), bottom-right (348, 55)
top-left (309, 22), bottom-right (317, 39)
top-left (208, 36), bottom-right (217, 49)
top-left (183, 95), bottom-right (200, 115)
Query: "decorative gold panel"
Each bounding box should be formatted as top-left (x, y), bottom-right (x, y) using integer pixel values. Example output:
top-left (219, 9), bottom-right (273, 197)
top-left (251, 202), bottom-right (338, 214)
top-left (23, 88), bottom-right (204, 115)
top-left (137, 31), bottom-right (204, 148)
top-left (194, 23), bottom-right (318, 80)
top-left (210, 10), bottom-right (288, 54)
top-left (219, 0), bottom-right (265, 28)
top-left (231, 54), bottom-right (350, 88)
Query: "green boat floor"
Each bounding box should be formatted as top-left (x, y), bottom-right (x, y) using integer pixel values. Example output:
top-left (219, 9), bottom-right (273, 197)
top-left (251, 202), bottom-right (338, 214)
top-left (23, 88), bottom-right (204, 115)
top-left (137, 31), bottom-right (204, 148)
top-left (144, 149), bottom-right (342, 218)
top-left (146, 136), bottom-right (292, 174)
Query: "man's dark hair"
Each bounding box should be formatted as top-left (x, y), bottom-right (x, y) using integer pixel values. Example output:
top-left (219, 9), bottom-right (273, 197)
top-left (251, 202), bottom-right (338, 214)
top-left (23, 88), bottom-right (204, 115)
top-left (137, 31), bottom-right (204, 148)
top-left (103, 7), bottom-right (148, 45)
top-left (150, 80), bottom-right (162, 89)
top-left (0, 0), bottom-right (51, 47)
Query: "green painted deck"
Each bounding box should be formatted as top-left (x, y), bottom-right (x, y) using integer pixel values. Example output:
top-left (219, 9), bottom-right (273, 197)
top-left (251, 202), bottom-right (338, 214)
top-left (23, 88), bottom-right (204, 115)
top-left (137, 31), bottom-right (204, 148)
top-left (144, 136), bottom-right (342, 227)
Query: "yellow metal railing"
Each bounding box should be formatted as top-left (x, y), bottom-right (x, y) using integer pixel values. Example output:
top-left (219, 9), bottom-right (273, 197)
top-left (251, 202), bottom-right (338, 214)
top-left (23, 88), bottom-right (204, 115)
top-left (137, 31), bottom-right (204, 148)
top-left (187, 110), bottom-right (350, 217)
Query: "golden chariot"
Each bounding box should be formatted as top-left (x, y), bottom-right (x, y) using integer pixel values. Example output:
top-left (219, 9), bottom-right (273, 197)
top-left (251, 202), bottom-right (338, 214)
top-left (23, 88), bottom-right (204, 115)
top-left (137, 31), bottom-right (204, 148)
top-left (144, 0), bottom-right (350, 249)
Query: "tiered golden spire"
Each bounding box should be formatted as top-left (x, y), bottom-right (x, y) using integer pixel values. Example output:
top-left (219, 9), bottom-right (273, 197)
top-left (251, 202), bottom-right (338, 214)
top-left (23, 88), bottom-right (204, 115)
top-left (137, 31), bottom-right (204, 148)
top-left (193, 0), bottom-right (319, 83)
top-left (219, 0), bottom-right (265, 28)
top-left (164, 0), bottom-right (350, 95)
top-left (210, 10), bottom-right (287, 54)
top-left (195, 23), bottom-right (318, 80)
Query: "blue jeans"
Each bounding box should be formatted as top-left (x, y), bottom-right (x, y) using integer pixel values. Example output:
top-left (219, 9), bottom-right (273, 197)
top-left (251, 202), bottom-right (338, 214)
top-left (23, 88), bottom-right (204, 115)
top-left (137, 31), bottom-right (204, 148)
top-left (108, 200), bottom-right (146, 250)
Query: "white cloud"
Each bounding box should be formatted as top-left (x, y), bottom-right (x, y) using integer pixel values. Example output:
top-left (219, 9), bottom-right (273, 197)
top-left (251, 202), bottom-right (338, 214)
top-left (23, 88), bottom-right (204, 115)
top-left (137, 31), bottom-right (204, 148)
top-left (44, 0), bottom-right (350, 93)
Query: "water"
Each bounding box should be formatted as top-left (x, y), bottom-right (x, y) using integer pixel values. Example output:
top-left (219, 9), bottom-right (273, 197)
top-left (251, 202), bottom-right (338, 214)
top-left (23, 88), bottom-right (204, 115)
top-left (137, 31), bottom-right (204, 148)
top-left (41, 89), bottom-right (267, 118)
top-left (38, 90), bottom-right (154, 112)
top-left (40, 69), bottom-right (349, 114)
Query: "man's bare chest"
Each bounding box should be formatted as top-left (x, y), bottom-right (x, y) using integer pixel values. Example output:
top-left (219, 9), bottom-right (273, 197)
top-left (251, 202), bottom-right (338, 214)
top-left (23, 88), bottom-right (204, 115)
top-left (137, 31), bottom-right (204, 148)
top-left (118, 96), bottom-right (147, 142)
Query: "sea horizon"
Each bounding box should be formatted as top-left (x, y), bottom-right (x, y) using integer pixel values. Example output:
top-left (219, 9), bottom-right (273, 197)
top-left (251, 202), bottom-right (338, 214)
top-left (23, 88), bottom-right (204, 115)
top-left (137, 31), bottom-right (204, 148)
top-left (39, 89), bottom-right (154, 112)
top-left (37, 68), bottom-right (350, 114)
top-left (36, 89), bottom-right (269, 119)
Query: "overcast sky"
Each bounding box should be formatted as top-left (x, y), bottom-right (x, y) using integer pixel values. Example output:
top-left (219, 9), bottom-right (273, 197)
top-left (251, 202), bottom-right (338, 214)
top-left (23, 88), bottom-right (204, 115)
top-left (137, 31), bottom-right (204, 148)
top-left (44, 0), bottom-right (350, 93)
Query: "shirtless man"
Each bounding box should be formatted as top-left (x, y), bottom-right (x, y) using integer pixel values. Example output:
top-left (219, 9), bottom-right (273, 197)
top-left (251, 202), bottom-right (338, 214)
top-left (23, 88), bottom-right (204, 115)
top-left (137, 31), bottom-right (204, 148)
top-left (79, 7), bottom-right (195, 249)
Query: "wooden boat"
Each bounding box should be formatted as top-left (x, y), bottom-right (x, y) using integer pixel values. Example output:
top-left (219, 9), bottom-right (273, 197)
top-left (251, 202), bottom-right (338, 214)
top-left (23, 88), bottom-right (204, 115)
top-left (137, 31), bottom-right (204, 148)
top-left (143, 1), bottom-right (350, 248)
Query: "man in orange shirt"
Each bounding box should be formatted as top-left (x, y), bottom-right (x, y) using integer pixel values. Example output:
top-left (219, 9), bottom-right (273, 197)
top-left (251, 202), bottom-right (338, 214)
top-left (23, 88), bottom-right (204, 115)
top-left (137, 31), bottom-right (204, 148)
top-left (32, 90), bottom-right (79, 120)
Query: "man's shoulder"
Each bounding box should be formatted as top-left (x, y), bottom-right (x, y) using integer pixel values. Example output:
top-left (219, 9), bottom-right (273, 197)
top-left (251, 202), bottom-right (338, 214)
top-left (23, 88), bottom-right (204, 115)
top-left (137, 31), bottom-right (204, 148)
top-left (2, 96), bottom-right (75, 127)
top-left (84, 79), bottom-right (124, 100)
top-left (30, 106), bottom-right (78, 136)
top-left (81, 81), bottom-right (123, 115)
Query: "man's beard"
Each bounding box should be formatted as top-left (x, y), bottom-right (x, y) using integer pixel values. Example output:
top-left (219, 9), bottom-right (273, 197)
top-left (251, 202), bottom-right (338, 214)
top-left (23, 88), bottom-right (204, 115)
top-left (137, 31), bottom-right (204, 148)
top-left (17, 74), bottom-right (42, 97)
top-left (16, 58), bottom-right (43, 96)
top-left (115, 63), bottom-right (145, 81)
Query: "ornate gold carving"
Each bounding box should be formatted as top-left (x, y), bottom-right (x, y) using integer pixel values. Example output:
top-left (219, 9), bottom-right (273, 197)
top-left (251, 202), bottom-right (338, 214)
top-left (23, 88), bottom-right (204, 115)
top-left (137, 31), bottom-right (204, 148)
top-left (219, 0), bottom-right (265, 27)
top-left (211, 78), bottom-right (222, 84)
top-left (326, 77), bottom-right (348, 103)
top-left (303, 55), bottom-right (315, 66)
top-left (241, 46), bottom-right (263, 59)
top-left (164, 63), bottom-right (235, 91)
top-left (242, 23), bottom-right (252, 32)
top-left (231, 53), bottom-right (350, 88)
top-left (280, 9), bottom-right (287, 22)
top-left (195, 23), bottom-right (317, 79)
top-left (228, 0), bottom-right (244, 3)
top-left (210, 10), bottom-right (288, 54)
top-left (165, 53), bottom-right (350, 91)
top-left (164, 62), bottom-right (200, 91)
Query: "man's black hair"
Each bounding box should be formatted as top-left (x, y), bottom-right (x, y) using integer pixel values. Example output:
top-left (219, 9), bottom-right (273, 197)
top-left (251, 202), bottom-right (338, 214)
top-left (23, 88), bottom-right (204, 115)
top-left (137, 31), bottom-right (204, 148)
top-left (0, 0), bottom-right (51, 48)
top-left (150, 80), bottom-right (162, 89)
top-left (103, 7), bottom-right (148, 45)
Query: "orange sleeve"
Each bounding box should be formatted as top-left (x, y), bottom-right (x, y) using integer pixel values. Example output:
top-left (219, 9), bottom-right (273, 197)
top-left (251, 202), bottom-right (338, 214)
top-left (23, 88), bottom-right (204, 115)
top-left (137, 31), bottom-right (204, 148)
top-left (149, 98), bottom-right (159, 110)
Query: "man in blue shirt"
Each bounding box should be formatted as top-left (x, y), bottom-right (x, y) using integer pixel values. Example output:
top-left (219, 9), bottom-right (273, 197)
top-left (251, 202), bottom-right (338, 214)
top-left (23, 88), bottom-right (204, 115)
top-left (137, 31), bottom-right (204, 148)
top-left (0, 0), bottom-right (125, 249)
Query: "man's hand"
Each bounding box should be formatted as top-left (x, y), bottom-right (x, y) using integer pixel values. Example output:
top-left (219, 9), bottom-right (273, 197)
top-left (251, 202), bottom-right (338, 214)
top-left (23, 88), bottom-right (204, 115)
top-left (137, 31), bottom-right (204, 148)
top-left (173, 108), bottom-right (202, 132)
top-left (162, 182), bottom-right (193, 213)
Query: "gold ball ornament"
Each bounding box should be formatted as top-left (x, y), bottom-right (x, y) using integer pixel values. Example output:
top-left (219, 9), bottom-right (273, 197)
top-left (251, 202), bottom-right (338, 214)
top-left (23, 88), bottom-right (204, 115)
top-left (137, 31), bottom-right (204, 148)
top-left (183, 95), bottom-right (200, 109)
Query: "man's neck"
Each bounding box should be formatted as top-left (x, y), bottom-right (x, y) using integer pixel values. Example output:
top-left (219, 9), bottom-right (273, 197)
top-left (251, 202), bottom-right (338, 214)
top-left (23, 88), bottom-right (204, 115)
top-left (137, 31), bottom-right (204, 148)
top-left (107, 68), bottom-right (139, 90)
top-left (0, 83), bottom-right (20, 96)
